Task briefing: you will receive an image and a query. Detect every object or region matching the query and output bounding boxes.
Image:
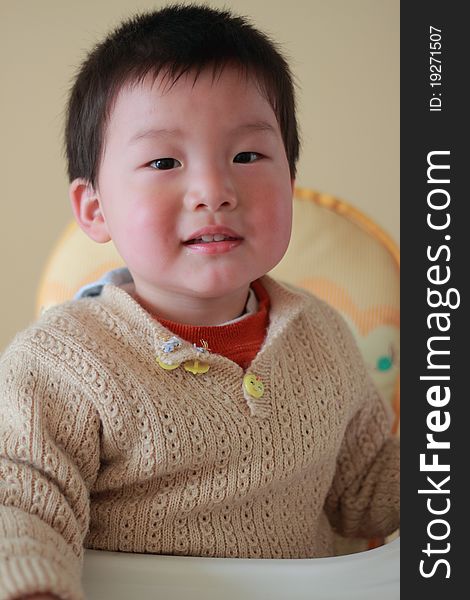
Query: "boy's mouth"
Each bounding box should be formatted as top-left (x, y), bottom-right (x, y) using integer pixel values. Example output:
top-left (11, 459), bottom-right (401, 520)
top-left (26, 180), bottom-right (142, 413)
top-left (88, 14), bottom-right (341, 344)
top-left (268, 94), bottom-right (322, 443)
top-left (185, 234), bottom-right (239, 245)
top-left (183, 226), bottom-right (242, 245)
top-left (182, 226), bottom-right (243, 254)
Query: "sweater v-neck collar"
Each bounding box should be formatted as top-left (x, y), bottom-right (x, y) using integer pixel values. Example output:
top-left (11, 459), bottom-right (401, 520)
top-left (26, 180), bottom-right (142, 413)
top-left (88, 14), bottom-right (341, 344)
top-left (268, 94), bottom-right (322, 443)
top-left (98, 275), bottom-right (309, 369)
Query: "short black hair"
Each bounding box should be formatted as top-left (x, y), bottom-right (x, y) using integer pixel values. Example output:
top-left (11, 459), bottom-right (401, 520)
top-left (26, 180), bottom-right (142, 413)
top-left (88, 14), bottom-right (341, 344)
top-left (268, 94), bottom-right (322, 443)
top-left (65, 3), bottom-right (300, 186)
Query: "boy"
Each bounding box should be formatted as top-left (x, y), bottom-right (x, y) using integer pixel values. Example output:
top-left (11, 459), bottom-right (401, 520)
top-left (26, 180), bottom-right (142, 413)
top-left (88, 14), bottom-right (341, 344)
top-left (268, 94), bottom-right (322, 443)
top-left (0, 5), bottom-right (399, 599)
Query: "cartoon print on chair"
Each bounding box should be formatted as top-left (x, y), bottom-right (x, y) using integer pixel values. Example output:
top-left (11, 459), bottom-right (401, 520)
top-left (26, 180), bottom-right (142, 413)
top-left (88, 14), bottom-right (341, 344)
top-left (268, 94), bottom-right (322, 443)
top-left (299, 277), bottom-right (400, 434)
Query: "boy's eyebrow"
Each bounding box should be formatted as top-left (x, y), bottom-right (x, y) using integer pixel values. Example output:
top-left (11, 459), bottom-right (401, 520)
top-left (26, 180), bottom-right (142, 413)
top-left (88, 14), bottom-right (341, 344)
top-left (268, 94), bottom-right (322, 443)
top-left (233, 121), bottom-right (277, 136)
top-left (128, 121), bottom-right (277, 145)
top-left (128, 128), bottom-right (182, 145)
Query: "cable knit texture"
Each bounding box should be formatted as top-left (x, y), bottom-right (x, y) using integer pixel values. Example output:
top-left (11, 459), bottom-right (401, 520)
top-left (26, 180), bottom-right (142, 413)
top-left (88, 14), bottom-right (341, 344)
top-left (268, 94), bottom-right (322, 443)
top-left (0, 276), bottom-right (399, 600)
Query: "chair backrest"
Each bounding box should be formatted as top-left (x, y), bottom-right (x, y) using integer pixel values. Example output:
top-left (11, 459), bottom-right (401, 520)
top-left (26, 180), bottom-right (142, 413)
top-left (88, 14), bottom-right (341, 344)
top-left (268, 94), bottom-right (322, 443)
top-left (269, 189), bottom-right (400, 435)
top-left (37, 187), bottom-right (400, 553)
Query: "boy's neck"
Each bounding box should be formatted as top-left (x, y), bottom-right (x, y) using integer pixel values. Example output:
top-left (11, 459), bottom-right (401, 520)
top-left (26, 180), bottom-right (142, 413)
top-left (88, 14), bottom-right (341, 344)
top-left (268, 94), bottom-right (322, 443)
top-left (131, 282), bottom-right (252, 326)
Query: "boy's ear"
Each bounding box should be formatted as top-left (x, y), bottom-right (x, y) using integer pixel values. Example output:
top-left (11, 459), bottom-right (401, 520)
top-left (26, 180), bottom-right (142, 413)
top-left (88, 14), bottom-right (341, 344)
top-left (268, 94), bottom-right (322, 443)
top-left (69, 178), bottom-right (111, 243)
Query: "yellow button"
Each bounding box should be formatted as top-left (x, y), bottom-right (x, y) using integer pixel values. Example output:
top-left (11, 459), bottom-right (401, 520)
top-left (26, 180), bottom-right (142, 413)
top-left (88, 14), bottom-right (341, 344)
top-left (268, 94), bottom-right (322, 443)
top-left (156, 358), bottom-right (181, 371)
top-left (243, 373), bottom-right (264, 398)
top-left (183, 360), bottom-right (210, 375)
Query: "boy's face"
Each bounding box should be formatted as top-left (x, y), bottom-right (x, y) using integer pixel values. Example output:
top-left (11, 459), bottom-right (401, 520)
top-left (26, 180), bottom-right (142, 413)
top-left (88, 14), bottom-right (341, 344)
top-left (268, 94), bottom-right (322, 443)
top-left (89, 67), bottom-right (293, 305)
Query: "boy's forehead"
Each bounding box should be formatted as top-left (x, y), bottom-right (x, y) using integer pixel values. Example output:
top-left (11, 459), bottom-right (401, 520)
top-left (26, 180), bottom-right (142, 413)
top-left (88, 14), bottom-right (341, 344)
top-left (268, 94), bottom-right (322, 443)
top-left (108, 66), bottom-right (278, 136)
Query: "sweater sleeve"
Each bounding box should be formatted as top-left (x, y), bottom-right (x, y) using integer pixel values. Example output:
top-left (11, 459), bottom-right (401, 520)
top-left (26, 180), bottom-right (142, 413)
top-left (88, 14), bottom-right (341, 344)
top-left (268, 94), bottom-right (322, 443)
top-left (0, 338), bottom-right (101, 600)
top-left (322, 306), bottom-right (400, 539)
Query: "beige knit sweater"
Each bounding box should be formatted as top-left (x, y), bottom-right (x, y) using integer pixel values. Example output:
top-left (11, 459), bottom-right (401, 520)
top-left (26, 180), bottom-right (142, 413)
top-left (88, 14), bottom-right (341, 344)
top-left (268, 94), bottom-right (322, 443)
top-left (0, 276), bottom-right (399, 600)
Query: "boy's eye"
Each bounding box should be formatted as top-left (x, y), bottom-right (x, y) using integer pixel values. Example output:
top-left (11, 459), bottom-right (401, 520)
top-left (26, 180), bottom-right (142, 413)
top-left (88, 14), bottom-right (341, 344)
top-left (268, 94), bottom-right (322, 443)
top-left (149, 158), bottom-right (182, 170)
top-left (233, 152), bottom-right (261, 164)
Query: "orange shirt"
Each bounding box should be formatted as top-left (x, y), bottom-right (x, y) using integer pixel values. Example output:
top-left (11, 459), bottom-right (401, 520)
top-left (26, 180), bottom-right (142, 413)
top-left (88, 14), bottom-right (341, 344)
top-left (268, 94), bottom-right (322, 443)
top-left (158, 279), bottom-right (270, 369)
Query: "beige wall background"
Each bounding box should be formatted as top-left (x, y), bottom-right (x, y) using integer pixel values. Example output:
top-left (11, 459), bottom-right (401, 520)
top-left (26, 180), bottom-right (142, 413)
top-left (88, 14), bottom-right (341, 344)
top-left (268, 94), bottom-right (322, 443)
top-left (0, 0), bottom-right (399, 351)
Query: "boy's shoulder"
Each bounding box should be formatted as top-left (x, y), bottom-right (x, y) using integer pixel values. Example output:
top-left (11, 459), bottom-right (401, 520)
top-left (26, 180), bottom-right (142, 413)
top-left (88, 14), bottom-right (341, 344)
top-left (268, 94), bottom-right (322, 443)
top-left (2, 291), bottom-right (123, 364)
top-left (262, 275), bottom-right (360, 355)
top-left (262, 274), bottom-right (347, 326)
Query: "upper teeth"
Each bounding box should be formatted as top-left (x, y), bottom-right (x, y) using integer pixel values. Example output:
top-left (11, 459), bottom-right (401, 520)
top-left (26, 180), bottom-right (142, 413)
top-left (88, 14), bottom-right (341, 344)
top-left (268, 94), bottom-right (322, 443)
top-left (200, 234), bottom-right (227, 242)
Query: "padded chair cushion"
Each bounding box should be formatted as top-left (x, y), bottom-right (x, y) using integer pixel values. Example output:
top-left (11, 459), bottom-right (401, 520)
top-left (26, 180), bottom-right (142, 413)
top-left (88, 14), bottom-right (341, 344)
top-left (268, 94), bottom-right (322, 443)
top-left (269, 189), bottom-right (400, 432)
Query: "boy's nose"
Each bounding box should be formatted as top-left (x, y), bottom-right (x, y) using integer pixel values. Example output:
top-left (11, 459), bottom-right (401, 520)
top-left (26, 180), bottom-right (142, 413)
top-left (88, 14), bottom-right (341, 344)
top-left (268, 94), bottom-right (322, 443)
top-left (184, 171), bottom-right (238, 212)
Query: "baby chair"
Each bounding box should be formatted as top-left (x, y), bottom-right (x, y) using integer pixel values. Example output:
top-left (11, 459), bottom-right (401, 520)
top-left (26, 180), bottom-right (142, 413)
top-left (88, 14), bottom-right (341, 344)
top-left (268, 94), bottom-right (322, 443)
top-left (37, 187), bottom-right (400, 599)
